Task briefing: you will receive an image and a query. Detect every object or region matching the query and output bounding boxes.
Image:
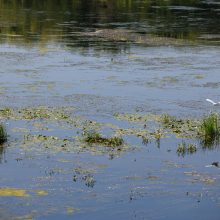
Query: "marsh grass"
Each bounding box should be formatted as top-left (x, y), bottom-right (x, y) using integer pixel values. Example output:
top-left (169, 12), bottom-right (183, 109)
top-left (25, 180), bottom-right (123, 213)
top-left (199, 113), bottom-right (220, 148)
top-left (0, 124), bottom-right (7, 144)
top-left (83, 131), bottom-right (124, 147)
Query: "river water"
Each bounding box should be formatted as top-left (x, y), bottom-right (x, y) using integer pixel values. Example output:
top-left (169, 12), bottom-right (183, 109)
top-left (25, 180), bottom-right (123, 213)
top-left (0, 1), bottom-right (220, 219)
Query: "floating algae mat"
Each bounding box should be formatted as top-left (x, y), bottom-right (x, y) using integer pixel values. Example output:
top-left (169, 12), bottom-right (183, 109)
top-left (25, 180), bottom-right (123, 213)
top-left (0, 188), bottom-right (48, 197)
top-left (1, 107), bottom-right (220, 156)
top-left (0, 188), bottom-right (29, 197)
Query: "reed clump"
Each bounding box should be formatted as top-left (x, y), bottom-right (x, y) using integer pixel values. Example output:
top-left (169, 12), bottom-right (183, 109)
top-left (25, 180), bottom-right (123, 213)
top-left (199, 113), bottom-right (220, 147)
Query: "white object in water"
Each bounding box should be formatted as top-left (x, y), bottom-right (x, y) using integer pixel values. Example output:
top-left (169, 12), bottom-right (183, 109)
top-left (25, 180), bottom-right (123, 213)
top-left (206, 99), bottom-right (220, 106)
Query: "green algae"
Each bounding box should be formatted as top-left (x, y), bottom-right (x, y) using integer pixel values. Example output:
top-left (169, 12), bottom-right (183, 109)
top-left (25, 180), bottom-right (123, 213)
top-left (66, 207), bottom-right (80, 214)
top-left (0, 188), bottom-right (49, 197)
top-left (20, 107), bottom-right (70, 120)
top-left (22, 134), bottom-right (74, 152)
top-left (114, 112), bottom-right (200, 139)
top-left (0, 188), bottom-right (29, 197)
top-left (34, 190), bottom-right (49, 196)
top-left (160, 114), bottom-right (200, 138)
top-left (21, 132), bottom-right (129, 158)
top-left (114, 112), bottom-right (220, 153)
top-left (0, 106), bottom-right (219, 157)
top-left (114, 112), bottom-right (161, 124)
top-left (0, 107), bottom-right (71, 121)
top-left (0, 108), bottom-right (13, 118)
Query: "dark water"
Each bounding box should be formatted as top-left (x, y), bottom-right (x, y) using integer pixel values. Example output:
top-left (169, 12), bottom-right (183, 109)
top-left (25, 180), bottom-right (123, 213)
top-left (0, 1), bottom-right (220, 220)
top-left (0, 0), bottom-right (220, 47)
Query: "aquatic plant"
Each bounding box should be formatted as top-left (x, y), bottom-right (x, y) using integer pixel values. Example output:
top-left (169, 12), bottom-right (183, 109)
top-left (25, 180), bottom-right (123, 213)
top-left (83, 131), bottom-right (124, 147)
top-left (21, 107), bottom-right (70, 120)
top-left (0, 124), bottom-right (7, 144)
top-left (160, 114), bottom-right (181, 132)
top-left (161, 114), bottom-right (175, 125)
top-left (177, 142), bottom-right (197, 156)
top-left (160, 114), bottom-right (200, 139)
top-left (199, 113), bottom-right (220, 148)
top-left (177, 142), bottom-right (187, 156)
top-left (82, 174), bottom-right (96, 188)
top-left (187, 143), bottom-right (197, 153)
top-left (153, 129), bottom-right (163, 140)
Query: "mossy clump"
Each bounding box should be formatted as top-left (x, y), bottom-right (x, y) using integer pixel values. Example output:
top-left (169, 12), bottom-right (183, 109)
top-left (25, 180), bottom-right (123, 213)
top-left (199, 113), bottom-right (220, 147)
top-left (0, 124), bottom-right (7, 144)
top-left (83, 132), bottom-right (124, 147)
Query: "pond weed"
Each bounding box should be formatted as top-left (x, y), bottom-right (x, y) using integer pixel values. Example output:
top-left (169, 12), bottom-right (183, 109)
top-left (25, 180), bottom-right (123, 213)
top-left (83, 131), bottom-right (124, 147)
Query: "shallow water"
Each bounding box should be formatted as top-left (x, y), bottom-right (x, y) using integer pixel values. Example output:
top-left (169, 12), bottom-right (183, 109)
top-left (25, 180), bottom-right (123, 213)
top-left (0, 1), bottom-right (220, 219)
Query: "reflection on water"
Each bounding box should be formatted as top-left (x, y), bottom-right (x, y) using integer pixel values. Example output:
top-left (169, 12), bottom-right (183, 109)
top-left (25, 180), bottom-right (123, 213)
top-left (0, 145), bottom-right (6, 163)
top-left (0, 0), bottom-right (220, 49)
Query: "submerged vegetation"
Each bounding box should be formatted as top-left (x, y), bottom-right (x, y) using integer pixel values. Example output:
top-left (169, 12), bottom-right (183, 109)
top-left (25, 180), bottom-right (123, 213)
top-left (0, 106), bottom-right (220, 157)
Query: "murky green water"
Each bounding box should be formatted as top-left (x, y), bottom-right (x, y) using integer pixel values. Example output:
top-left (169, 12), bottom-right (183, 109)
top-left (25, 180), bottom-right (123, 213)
top-left (0, 1), bottom-right (220, 219)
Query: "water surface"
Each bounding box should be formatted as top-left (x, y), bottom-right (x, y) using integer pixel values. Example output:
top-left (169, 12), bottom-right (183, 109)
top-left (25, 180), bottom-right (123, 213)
top-left (0, 1), bottom-right (220, 219)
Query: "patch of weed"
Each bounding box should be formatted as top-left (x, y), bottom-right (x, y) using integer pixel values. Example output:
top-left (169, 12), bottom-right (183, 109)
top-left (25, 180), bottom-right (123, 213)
top-left (177, 142), bottom-right (197, 156)
top-left (0, 108), bottom-right (13, 118)
top-left (83, 131), bottom-right (124, 147)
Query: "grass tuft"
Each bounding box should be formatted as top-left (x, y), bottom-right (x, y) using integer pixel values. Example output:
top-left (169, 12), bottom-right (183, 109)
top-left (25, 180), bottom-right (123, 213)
top-left (83, 131), bottom-right (124, 147)
top-left (199, 113), bottom-right (220, 147)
